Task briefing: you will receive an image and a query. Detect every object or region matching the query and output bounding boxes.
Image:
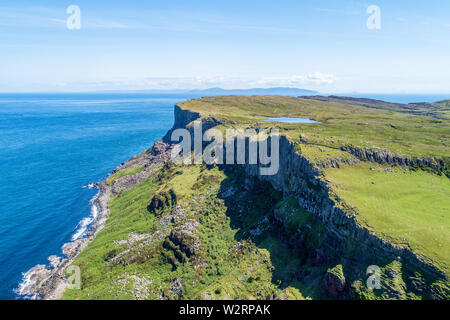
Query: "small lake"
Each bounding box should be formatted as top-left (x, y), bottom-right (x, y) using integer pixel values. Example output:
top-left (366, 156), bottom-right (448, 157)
top-left (262, 117), bottom-right (320, 123)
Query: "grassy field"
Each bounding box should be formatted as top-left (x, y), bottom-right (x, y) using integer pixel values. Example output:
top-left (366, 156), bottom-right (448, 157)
top-left (179, 96), bottom-right (450, 158)
top-left (295, 143), bottom-right (357, 166)
top-left (324, 162), bottom-right (450, 275)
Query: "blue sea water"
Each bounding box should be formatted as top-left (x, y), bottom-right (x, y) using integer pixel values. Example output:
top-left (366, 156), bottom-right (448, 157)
top-left (0, 92), bottom-right (447, 300)
top-left (0, 93), bottom-right (198, 299)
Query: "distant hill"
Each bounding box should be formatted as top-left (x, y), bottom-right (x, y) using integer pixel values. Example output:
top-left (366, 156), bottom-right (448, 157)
top-left (105, 87), bottom-right (318, 96)
top-left (187, 87), bottom-right (318, 96)
top-left (303, 95), bottom-right (450, 120)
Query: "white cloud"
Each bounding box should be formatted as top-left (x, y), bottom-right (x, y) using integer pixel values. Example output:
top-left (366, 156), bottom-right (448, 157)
top-left (49, 74), bottom-right (337, 92)
top-left (253, 73), bottom-right (338, 87)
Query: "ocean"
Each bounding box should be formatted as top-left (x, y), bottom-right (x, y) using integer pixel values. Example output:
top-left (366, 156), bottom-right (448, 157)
top-left (0, 93), bottom-right (199, 299)
top-left (0, 92), bottom-right (447, 299)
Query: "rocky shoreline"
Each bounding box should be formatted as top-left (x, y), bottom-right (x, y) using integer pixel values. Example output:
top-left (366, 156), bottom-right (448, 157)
top-left (16, 139), bottom-right (174, 300)
top-left (16, 180), bottom-right (112, 299)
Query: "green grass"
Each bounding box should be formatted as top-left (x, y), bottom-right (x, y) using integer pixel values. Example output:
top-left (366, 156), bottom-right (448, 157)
top-left (194, 248), bottom-right (278, 300)
top-left (63, 163), bottom-right (310, 300)
top-left (179, 95), bottom-right (450, 158)
top-left (295, 143), bottom-right (357, 166)
top-left (62, 95), bottom-right (449, 300)
top-left (274, 196), bottom-right (312, 234)
top-left (324, 162), bottom-right (450, 276)
top-left (177, 95), bottom-right (449, 281)
top-left (106, 166), bottom-right (145, 186)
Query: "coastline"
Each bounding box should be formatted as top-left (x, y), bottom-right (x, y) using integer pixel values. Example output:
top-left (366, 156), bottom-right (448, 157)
top-left (16, 138), bottom-right (174, 300)
top-left (0, 93), bottom-right (178, 300)
top-left (15, 102), bottom-right (184, 299)
top-left (15, 99), bottom-right (449, 300)
top-left (16, 179), bottom-right (112, 299)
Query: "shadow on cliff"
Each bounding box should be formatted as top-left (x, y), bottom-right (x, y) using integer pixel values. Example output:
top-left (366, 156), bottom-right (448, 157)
top-left (216, 165), bottom-right (337, 299)
top-left (216, 165), bottom-right (446, 300)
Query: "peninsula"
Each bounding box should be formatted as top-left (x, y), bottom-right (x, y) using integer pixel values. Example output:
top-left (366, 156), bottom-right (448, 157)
top-left (22, 95), bottom-right (450, 300)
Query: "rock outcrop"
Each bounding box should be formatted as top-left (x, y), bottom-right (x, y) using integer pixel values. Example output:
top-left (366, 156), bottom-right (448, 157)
top-left (340, 145), bottom-right (445, 173)
top-left (324, 264), bottom-right (347, 298)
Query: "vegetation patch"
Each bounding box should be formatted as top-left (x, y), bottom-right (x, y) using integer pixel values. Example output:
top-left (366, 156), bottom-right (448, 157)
top-left (324, 162), bottom-right (450, 276)
top-left (61, 95), bottom-right (449, 300)
top-left (106, 167), bottom-right (145, 186)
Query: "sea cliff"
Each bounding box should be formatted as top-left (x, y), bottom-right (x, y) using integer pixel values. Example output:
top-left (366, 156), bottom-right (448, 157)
top-left (20, 97), bottom-right (450, 300)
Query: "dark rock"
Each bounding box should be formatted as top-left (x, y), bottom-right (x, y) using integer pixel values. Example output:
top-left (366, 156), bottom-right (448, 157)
top-left (307, 248), bottom-right (326, 266)
top-left (324, 264), bottom-right (346, 298)
top-left (169, 220), bottom-right (200, 257)
top-left (148, 190), bottom-right (177, 215)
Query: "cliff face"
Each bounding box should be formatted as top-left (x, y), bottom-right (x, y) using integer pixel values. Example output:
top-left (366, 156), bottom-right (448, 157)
top-left (245, 136), bottom-right (446, 276)
top-left (163, 105), bottom-right (223, 144)
top-left (163, 105), bottom-right (200, 141)
top-left (340, 145), bottom-right (446, 174)
top-left (20, 102), bottom-right (448, 300)
top-left (171, 105), bottom-right (449, 299)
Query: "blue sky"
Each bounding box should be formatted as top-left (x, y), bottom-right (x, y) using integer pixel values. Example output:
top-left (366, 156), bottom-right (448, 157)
top-left (0, 0), bottom-right (449, 93)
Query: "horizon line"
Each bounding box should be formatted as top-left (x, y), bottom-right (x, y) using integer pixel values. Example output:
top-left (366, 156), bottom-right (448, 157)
top-left (0, 89), bottom-right (450, 96)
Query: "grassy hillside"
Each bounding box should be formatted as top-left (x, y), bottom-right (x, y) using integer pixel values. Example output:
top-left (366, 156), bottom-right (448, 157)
top-left (179, 96), bottom-right (449, 158)
top-left (324, 162), bottom-right (450, 275)
top-left (61, 95), bottom-right (449, 300)
top-left (63, 162), bottom-right (310, 299)
top-left (178, 95), bottom-right (450, 277)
